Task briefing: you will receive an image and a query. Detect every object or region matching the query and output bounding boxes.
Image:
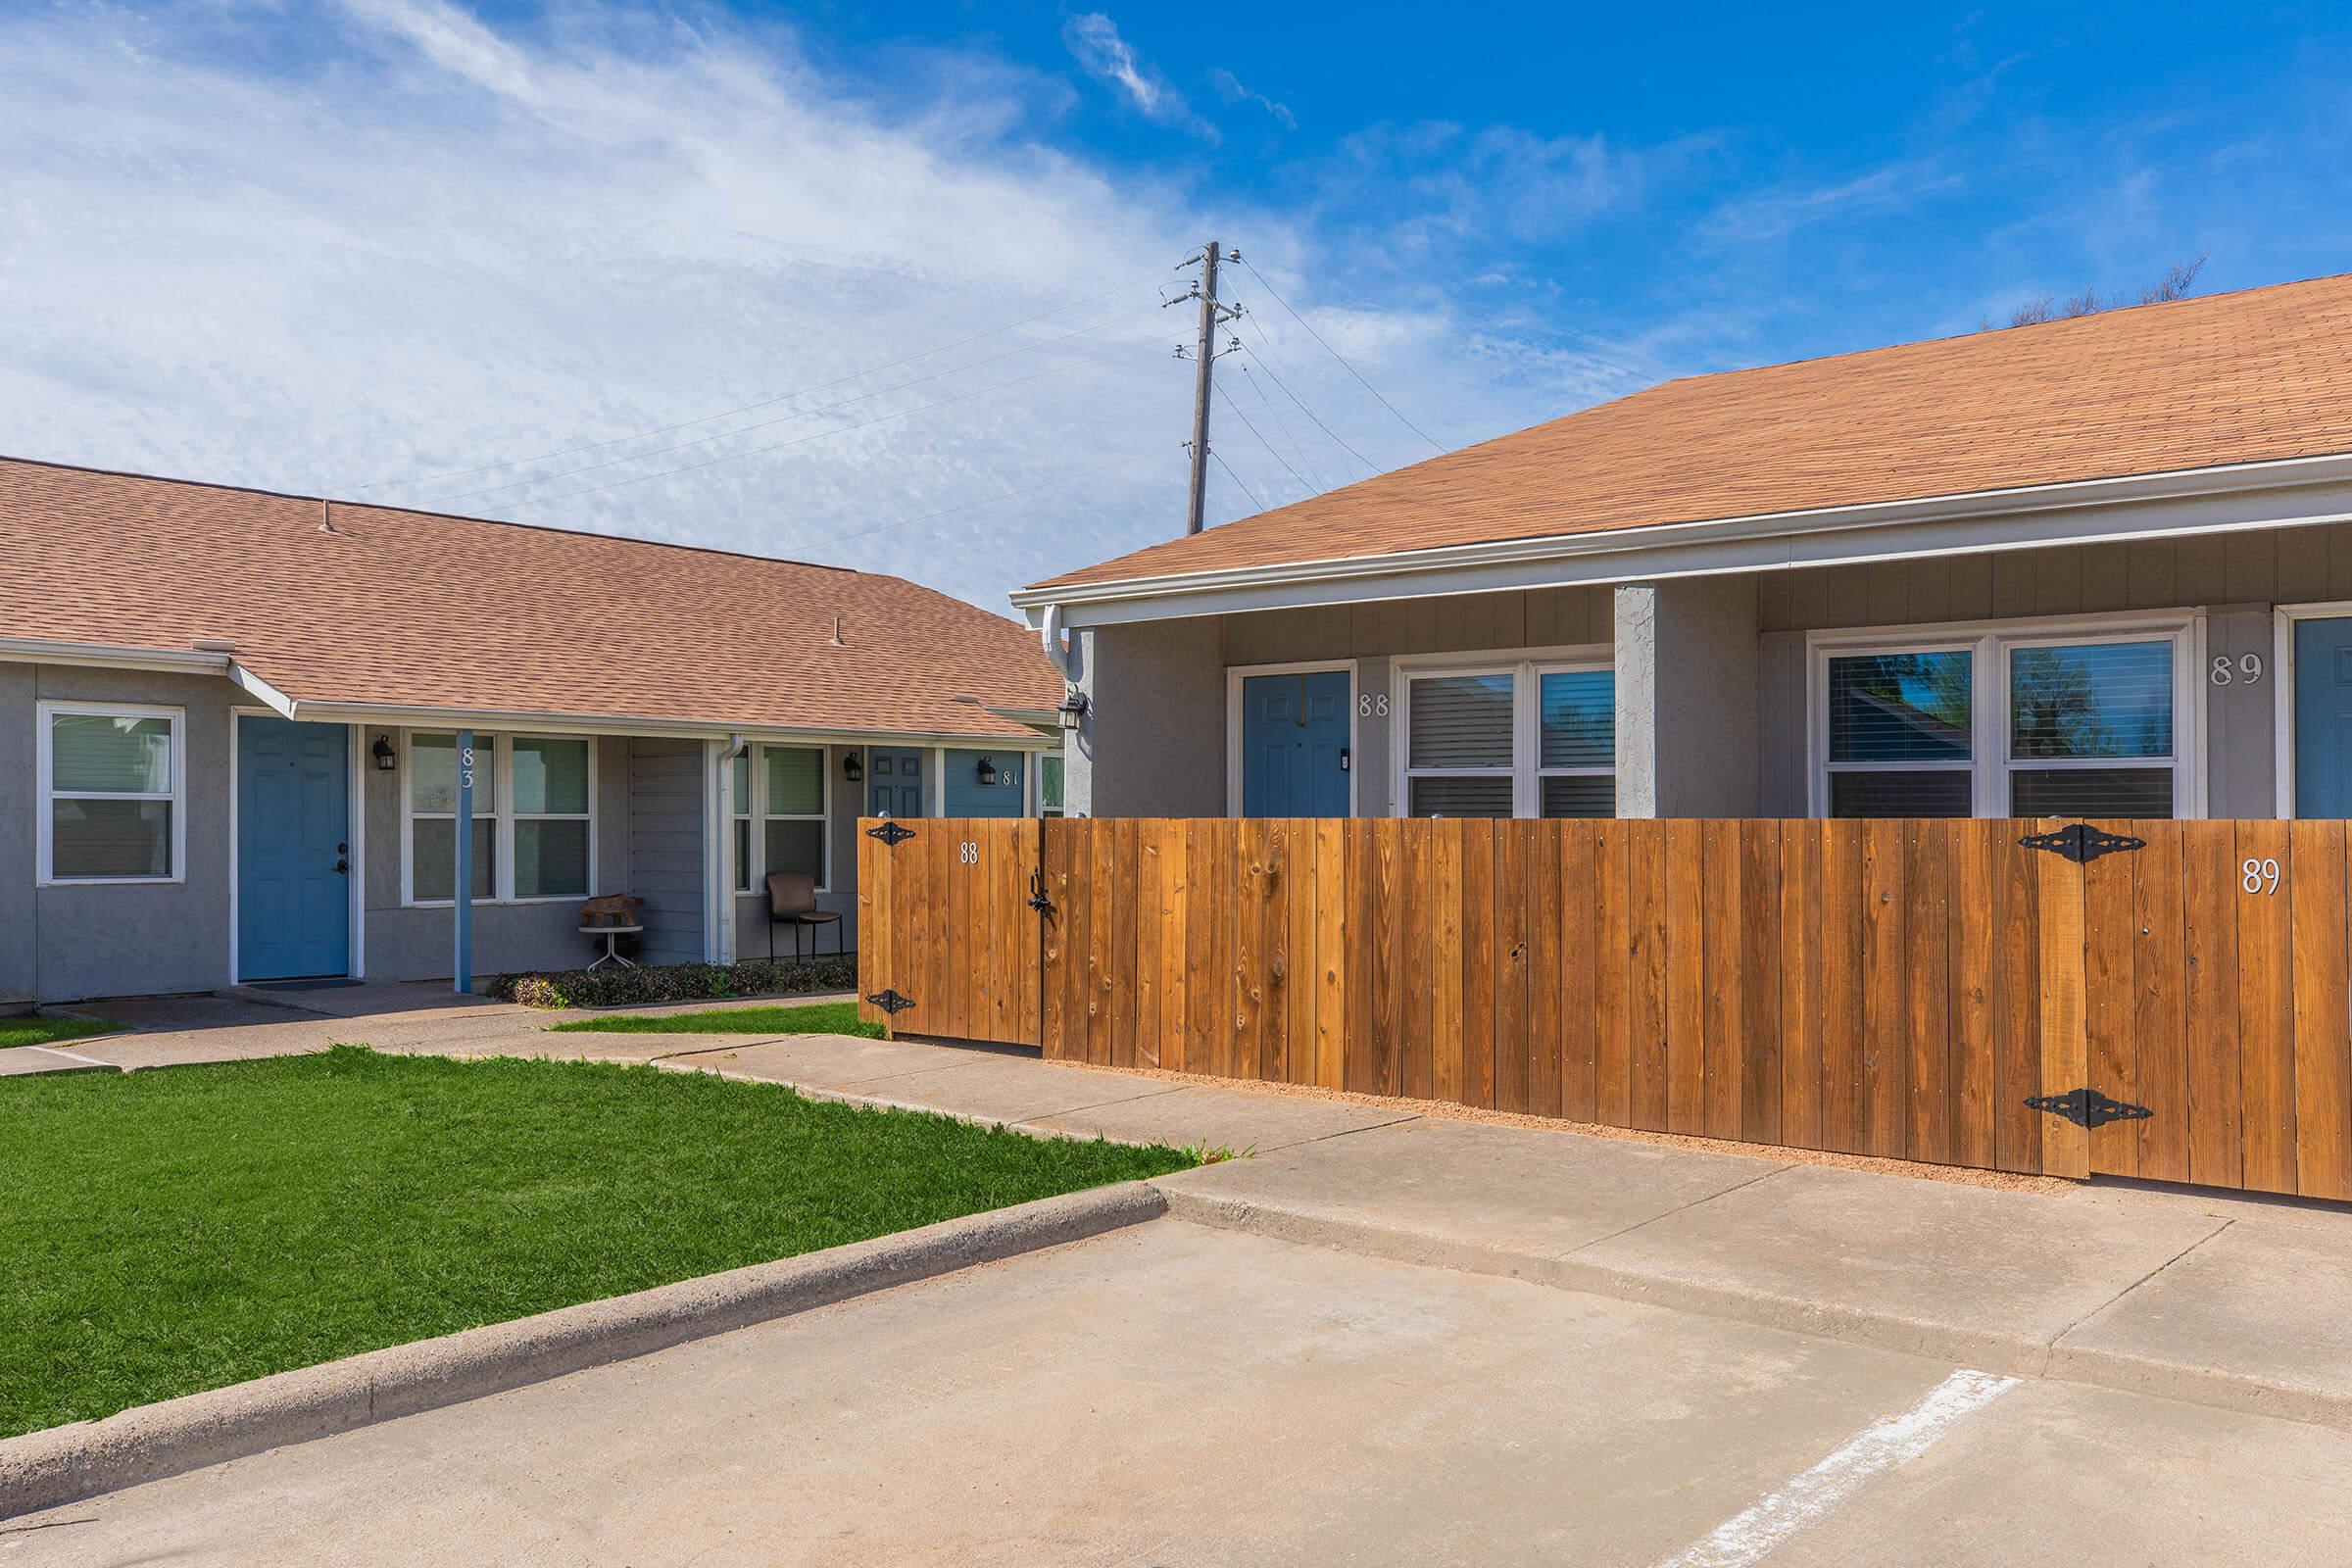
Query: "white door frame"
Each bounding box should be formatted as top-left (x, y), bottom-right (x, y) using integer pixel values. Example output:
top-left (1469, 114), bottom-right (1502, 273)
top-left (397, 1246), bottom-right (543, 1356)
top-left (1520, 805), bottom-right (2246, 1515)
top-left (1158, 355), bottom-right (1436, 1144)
top-left (228, 709), bottom-right (365, 984)
top-left (2272, 600), bottom-right (2352, 818)
top-left (1223, 659), bottom-right (1359, 818)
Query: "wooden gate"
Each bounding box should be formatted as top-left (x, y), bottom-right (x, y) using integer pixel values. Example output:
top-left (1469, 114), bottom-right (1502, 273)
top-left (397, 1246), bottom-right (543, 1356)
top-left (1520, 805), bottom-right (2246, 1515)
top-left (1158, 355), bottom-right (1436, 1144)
top-left (856, 817), bottom-right (1043, 1048)
top-left (858, 816), bottom-right (2352, 1194)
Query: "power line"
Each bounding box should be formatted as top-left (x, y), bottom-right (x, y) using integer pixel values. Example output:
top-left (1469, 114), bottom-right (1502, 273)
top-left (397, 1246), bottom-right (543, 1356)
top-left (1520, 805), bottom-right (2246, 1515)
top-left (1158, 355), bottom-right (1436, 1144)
top-left (1237, 256), bottom-right (1446, 453)
top-left (1230, 318), bottom-right (1380, 475)
top-left (1208, 448), bottom-right (1264, 512)
top-left (803, 451), bottom-right (1161, 551)
top-left (493, 338), bottom-right (1152, 511)
top-left (358, 270), bottom-right (1172, 492)
top-left (1212, 382), bottom-right (1311, 499)
top-left (432, 304), bottom-right (1160, 507)
top-left (1237, 361), bottom-right (1328, 491)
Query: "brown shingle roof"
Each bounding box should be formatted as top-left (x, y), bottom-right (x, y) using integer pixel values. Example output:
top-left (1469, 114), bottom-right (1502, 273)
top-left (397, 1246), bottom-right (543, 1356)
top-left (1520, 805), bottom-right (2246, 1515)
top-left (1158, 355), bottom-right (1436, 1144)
top-left (1036, 270), bottom-right (2352, 592)
top-left (1, 458), bottom-right (1059, 739)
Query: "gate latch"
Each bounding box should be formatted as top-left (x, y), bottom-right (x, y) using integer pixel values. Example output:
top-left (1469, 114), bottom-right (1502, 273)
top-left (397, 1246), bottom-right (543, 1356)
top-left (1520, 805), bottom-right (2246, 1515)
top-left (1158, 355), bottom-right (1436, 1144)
top-left (2026, 1087), bottom-right (2151, 1129)
top-left (1028, 868), bottom-right (1054, 915)
top-left (2019, 822), bottom-right (2144, 863)
top-left (866, 989), bottom-right (917, 1016)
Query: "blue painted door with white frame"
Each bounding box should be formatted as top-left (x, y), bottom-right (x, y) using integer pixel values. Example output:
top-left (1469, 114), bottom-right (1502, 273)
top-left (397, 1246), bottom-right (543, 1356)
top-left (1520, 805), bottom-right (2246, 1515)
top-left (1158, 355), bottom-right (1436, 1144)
top-left (2295, 616), bottom-right (2352, 816)
top-left (238, 717), bottom-right (351, 980)
top-left (1241, 670), bottom-right (1350, 816)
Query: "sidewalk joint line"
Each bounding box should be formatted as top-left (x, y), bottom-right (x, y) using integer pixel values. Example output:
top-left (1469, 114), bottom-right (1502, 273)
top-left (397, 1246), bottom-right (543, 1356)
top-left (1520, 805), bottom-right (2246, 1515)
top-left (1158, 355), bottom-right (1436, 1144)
top-left (2046, 1214), bottom-right (2238, 1348)
top-left (1559, 1161), bottom-right (1798, 1258)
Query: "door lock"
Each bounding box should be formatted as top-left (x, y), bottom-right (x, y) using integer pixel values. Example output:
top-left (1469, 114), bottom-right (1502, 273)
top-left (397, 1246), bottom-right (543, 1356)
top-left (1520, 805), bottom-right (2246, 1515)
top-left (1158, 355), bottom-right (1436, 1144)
top-left (335, 859), bottom-right (350, 874)
top-left (1339, 747), bottom-right (1350, 772)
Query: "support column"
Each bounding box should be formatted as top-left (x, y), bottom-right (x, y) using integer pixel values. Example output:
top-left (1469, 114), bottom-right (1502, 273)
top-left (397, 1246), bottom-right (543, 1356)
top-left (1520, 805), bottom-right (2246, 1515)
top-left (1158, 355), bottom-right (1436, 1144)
top-left (1063, 618), bottom-right (1225, 817)
top-left (1614, 576), bottom-right (1762, 817)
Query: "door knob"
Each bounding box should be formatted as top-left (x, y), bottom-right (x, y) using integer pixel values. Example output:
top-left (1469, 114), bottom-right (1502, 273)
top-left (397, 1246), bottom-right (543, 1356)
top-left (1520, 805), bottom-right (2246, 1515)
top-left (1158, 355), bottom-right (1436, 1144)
top-left (335, 859), bottom-right (350, 874)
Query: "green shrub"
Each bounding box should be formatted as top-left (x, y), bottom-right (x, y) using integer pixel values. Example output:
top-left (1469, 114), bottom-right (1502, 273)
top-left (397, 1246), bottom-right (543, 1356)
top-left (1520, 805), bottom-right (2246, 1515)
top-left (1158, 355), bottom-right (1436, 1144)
top-left (493, 956), bottom-right (857, 1010)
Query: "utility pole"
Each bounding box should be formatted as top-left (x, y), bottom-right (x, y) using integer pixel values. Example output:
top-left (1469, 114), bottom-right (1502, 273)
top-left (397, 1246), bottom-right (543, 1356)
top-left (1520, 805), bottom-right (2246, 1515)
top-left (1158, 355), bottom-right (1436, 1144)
top-left (1171, 239), bottom-right (1242, 535)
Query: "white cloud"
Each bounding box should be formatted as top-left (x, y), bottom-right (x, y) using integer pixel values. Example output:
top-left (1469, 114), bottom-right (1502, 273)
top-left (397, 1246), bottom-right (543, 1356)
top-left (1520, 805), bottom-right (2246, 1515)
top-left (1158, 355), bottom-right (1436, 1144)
top-left (1061, 13), bottom-right (1214, 141)
top-left (0, 2), bottom-right (1657, 611)
top-left (1208, 67), bottom-right (1295, 130)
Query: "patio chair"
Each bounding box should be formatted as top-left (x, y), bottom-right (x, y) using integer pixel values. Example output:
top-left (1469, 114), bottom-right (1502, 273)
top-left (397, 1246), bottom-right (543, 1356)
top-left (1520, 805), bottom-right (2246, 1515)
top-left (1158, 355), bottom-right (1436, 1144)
top-left (765, 871), bottom-right (843, 961)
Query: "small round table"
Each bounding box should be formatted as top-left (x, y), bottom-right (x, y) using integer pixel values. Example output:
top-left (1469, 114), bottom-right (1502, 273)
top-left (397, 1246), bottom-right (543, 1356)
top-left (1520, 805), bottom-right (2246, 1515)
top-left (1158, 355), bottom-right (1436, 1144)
top-left (580, 924), bottom-right (643, 971)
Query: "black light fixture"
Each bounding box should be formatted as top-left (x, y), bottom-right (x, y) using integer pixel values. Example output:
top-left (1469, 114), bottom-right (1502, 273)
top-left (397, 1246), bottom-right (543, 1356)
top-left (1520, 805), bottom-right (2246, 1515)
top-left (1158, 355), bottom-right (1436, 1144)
top-left (1056, 691), bottom-right (1089, 731)
top-left (975, 755), bottom-right (998, 787)
top-left (843, 751), bottom-right (864, 783)
top-left (371, 735), bottom-right (397, 772)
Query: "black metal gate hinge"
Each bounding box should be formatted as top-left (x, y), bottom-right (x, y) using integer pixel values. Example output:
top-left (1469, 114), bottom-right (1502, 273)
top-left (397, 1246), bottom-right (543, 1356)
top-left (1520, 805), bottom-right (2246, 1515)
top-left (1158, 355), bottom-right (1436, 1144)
top-left (866, 820), bottom-right (916, 847)
top-left (2019, 822), bottom-right (2145, 864)
top-left (2026, 1087), bottom-right (2152, 1129)
top-left (866, 989), bottom-right (916, 1016)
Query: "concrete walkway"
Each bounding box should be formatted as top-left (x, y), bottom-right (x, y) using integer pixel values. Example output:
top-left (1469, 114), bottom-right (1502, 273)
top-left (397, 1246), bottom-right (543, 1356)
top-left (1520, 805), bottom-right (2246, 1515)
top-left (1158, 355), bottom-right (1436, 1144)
top-left (9, 986), bottom-right (2352, 1428)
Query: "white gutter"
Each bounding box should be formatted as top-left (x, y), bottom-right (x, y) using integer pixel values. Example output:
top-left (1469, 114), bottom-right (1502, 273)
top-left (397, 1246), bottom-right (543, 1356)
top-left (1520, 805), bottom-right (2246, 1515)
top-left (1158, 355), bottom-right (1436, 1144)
top-left (0, 637), bottom-right (231, 674)
top-left (1012, 450), bottom-right (2352, 627)
top-left (252, 697), bottom-right (1054, 749)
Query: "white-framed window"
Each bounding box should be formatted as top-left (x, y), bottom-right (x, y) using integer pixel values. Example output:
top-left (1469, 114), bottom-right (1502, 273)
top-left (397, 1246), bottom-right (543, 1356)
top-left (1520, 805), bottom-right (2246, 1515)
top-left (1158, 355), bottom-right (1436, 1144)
top-left (403, 731), bottom-right (595, 905)
top-left (1811, 616), bottom-right (2196, 818)
top-left (729, 751), bottom-right (754, 893)
top-left (760, 745), bottom-right (828, 892)
top-left (36, 701), bottom-right (185, 884)
top-left (1396, 652), bottom-right (1615, 818)
top-left (730, 744), bottom-right (832, 895)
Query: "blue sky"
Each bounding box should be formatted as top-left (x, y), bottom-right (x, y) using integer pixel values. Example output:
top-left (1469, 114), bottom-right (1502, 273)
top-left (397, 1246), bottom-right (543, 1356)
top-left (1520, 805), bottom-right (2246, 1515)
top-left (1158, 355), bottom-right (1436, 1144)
top-left (3, 1), bottom-right (2348, 614)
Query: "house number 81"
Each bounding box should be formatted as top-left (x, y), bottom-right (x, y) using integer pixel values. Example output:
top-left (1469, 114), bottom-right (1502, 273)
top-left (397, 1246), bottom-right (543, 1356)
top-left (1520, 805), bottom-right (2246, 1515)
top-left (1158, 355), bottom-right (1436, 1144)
top-left (2243, 858), bottom-right (2281, 895)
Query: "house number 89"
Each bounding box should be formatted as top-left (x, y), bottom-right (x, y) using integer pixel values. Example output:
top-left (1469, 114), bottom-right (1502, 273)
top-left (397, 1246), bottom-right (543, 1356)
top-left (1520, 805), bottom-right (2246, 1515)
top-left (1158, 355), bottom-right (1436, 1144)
top-left (2243, 858), bottom-right (2281, 895)
top-left (2211, 654), bottom-right (2264, 686)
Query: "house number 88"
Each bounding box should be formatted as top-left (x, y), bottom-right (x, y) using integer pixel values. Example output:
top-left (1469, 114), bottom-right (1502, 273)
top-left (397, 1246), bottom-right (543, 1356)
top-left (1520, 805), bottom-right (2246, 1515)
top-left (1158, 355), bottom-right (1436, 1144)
top-left (959, 842), bottom-right (979, 864)
top-left (2243, 858), bottom-right (2281, 895)
top-left (1358, 694), bottom-right (1390, 717)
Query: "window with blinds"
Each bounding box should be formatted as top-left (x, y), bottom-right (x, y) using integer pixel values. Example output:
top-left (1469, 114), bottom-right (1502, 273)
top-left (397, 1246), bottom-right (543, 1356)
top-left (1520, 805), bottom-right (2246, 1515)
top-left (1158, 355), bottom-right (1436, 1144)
top-left (40, 706), bottom-right (180, 881)
top-left (1813, 626), bottom-right (2186, 820)
top-left (1400, 660), bottom-right (1616, 817)
top-left (760, 745), bottom-right (828, 887)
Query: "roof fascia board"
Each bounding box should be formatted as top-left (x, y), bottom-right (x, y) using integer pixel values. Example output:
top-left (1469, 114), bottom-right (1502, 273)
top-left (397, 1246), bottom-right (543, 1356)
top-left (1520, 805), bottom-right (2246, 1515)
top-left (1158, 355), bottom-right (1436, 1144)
top-left (1026, 455), bottom-right (2352, 628)
top-left (278, 697), bottom-right (1054, 749)
top-left (0, 637), bottom-right (232, 675)
top-left (227, 662), bottom-right (299, 718)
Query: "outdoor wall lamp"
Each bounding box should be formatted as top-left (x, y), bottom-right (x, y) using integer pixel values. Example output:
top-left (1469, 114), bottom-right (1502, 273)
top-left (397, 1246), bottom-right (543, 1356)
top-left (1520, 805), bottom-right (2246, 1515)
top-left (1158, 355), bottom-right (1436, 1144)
top-left (842, 751), bottom-right (864, 783)
top-left (1056, 691), bottom-right (1089, 730)
top-left (371, 735), bottom-right (397, 772)
top-left (976, 755), bottom-right (999, 786)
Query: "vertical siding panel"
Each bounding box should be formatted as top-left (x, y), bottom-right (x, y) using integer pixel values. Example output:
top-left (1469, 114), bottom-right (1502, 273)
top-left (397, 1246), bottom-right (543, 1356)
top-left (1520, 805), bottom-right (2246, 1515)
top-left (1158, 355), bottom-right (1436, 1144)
top-left (1313, 819), bottom-right (1346, 1089)
top-left (1558, 822), bottom-right (1599, 1124)
top-left (1594, 822), bottom-right (1633, 1128)
top-left (1904, 819), bottom-right (1953, 1164)
top-left (1950, 821), bottom-right (1997, 1170)
top-left (2291, 822), bottom-right (2350, 1200)
top-left (2078, 542), bottom-right (2131, 612)
top-left (1528, 822), bottom-right (1566, 1120)
top-left (1780, 820), bottom-right (1824, 1151)
top-left (1460, 818), bottom-right (1496, 1107)
top-left (1431, 819), bottom-right (1465, 1103)
top-left (2082, 818), bottom-right (2140, 1178)
top-left (1861, 818), bottom-right (1910, 1159)
top-left (1819, 821), bottom-right (1866, 1154)
top-left (2131, 821), bottom-right (2190, 1184)
top-left (1945, 555), bottom-right (1993, 623)
top-left (2183, 822), bottom-right (2243, 1189)
top-left (1627, 819), bottom-right (1670, 1132)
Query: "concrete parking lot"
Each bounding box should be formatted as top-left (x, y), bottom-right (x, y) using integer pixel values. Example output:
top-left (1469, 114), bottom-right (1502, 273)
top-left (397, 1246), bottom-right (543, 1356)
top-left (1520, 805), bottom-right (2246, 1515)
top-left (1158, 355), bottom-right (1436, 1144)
top-left (11, 1214), bottom-right (2351, 1567)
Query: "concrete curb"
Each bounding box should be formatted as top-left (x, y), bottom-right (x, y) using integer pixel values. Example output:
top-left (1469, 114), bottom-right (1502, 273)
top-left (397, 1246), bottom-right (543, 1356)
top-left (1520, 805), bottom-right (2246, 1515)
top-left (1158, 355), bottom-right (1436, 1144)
top-left (1153, 1187), bottom-right (2352, 1432)
top-left (1, 1181), bottom-right (1166, 1519)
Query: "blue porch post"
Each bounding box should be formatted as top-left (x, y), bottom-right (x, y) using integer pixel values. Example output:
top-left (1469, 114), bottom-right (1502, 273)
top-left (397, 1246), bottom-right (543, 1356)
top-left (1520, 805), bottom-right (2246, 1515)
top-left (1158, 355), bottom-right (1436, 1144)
top-left (454, 727), bottom-right (475, 995)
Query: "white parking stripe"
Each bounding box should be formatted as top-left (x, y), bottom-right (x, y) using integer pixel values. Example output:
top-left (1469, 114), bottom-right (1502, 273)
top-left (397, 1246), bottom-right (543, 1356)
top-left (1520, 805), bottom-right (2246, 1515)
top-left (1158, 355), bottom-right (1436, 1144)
top-left (1657, 1369), bottom-right (2019, 1568)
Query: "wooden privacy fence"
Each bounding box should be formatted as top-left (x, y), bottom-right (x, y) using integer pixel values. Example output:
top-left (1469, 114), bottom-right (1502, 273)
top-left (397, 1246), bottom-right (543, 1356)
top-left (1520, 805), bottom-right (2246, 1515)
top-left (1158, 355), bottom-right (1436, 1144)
top-left (858, 815), bottom-right (2352, 1199)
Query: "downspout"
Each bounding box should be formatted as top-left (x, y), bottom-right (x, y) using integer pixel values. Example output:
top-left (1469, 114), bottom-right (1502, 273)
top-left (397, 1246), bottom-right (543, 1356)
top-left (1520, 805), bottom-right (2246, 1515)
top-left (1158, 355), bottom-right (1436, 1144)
top-left (1040, 603), bottom-right (1070, 675)
top-left (713, 734), bottom-right (748, 965)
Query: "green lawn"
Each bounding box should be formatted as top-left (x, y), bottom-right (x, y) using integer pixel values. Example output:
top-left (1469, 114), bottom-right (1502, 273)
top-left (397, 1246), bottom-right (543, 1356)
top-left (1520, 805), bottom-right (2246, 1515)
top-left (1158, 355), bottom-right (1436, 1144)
top-left (0, 1047), bottom-right (1193, 1438)
top-left (547, 1000), bottom-right (882, 1038)
top-left (0, 1013), bottom-right (121, 1051)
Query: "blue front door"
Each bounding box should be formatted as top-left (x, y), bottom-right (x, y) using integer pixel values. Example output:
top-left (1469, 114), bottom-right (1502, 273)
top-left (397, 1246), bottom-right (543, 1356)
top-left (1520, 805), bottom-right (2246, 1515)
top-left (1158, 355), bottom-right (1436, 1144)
top-left (867, 748), bottom-right (925, 817)
top-left (238, 717), bottom-right (351, 980)
top-left (2296, 617), bottom-right (2352, 816)
top-left (1241, 670), bottom-right (1350, 816)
